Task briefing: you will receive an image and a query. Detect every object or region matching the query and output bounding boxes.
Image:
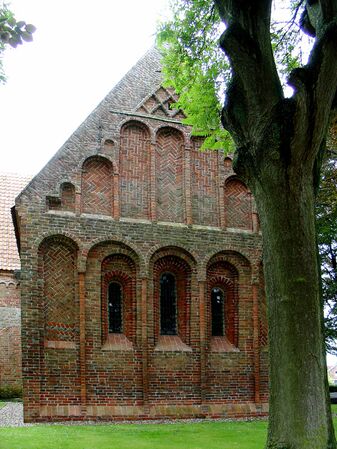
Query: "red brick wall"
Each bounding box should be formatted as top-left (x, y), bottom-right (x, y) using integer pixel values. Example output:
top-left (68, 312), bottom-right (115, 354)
top-left (0, 272), bottom-right (22, 389)
top-left (156, 128), bottom-right (184, 223)
top-left (39, 239), bottom-right (77, 341)
top-left (60, 183), bottom-right (76, 212)
top-left (37, 237), bottom-right (80, 405)
top-left (84, 242), bottom-right (143, 406)
top-left (120, 122), bottom-right (150, 219)
top-left (101, 254), bottom-right (136, 343)
top-left (17, 89), bottom-right (267, 421)
top-left (191, 138), bottom-right (219, 227)
top-left (82, 157), bottom-right (113, 216)
top-left (204, 252), bottom-right (255, 403)
top-left (0, 327), bottom-right (21, 388)
top-left (206, 260), bottom-right (238, 346)
top-left (224, 178), bottom-right (252, 230)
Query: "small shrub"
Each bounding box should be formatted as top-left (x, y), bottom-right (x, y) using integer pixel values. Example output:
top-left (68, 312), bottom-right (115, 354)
top-left (0, 385), bottom-right (22, 399)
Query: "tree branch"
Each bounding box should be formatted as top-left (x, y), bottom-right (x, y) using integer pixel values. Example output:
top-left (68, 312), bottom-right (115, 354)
top-left (214, 0), bottom-right (283, 147)
top-left (289, 17), bottom-right (337, 163)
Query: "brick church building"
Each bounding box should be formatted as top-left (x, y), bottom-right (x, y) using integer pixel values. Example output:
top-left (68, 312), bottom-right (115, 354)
top-left (13, 48), bottom-right (268, 422)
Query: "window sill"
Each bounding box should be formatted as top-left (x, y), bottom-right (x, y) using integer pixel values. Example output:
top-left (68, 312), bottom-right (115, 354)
top-left (102, 333), bottom-right (133, 351)
top-left (44, 340), bottom-right (76, 349)
top-left (210, 336), bottom-right (239, 353)
top-left (154, 335), bottom-right (192, 352)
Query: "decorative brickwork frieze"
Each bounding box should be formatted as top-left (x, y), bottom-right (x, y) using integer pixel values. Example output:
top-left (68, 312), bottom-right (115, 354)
top-left (39, 238), bottom-right (78, 342)
top-left (156, 127), bottom-right (184, 223)
top-left (224, 177), bottom-right (253, 230)
top-left (120, 121), bottom-right (150, 219)
top-left (81, 156), bottom-right (113, 216)
top-left (191, 137), bottom-right (219, 227)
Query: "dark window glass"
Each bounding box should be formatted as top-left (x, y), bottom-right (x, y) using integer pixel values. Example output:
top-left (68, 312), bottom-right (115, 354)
top-left (108, 282), bottom-right (122, 333)
top-left (211, 287), bottom-right (224, 336)
top-left (160, 272), bottom-right (177, 335)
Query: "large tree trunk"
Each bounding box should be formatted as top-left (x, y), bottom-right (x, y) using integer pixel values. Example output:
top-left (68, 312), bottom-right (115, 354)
top-left (214, 1), bottom-right (337, 447)
top-left (249, 152), bottom-right (335, 448)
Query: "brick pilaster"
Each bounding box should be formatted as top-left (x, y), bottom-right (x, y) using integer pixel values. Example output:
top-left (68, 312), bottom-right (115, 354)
top-left (150, 142), bottom-right (157, 221)
top-left (252, 281), bottom-right (260, 403)
top-left (199, 280), bottom-right (207, 403)
top-left (113, 171), bottom-right (120, 219)
top-left (184, 145), bottom-right (192, 225)
top-left (141, 277), bottom-right (149, 406)
top-left (79, 272), bottom-right (87, 412)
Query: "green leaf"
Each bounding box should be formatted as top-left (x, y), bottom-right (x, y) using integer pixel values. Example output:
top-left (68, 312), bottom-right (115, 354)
top-left (25, 24), bottom-right (36, 34)
top-left (21, 31), bottom-right (33, 42)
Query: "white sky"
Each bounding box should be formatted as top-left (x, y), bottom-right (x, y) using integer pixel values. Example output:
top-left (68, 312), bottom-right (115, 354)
top-left (0, 0), bottom-right (170, 176)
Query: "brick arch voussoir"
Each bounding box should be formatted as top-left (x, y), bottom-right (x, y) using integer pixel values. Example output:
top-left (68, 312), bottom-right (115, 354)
top-left (79, 154), bottom-right (116, 173)
top-left (200, 248), bottom-right (252, 280)
top-left (120, 119), bottom-right (152, 140)
top-left (224, 174), bottom-right (251, 192)
top-left (85, 238), bottom-right (145, 274)
top-left (208, 275), bottom-right (234, 289)
top-left (50, 178), bottom-right (79, 195)
top-left (103, 270), bottom-right (132, 285)
top-left (35, 232), bottom-right (81, 254)
top-left (146, 244), bottom-right (197, 277)
top-left (155, 124), bottom-right (188, 148)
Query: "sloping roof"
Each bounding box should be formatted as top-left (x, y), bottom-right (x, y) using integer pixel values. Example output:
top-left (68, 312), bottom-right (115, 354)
top-left (0, 173), bottom-right (31, 270)
top-left (15, 47), bottom-right (165, 205)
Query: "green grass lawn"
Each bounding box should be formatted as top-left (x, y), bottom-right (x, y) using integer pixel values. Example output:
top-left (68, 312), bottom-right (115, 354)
top-left (0, 417), bottom-right (336, 449)
top-left (0, 402), bottom-right (6, 410)
top-left (0, 421), bottom-right (267, 449)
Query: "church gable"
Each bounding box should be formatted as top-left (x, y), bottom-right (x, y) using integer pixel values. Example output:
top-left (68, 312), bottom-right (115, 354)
top-left (14, 48), bottom-right (267, 423)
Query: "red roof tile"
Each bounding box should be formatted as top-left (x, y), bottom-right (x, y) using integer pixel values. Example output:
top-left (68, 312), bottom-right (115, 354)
top-left (0, 173), bottom-right (31, 270)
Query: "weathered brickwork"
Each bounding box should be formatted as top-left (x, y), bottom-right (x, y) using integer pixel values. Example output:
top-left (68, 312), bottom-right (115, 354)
top-left (0, 272), bottom-right (22, 389)
top-left (14, 48), bottom-right (268, 422)
top-left (191, 138), bottom-right (219, 227)
top-left (120, 122), bottom-right (150, 219)
top-left (0, 326), bottom-right (21, 388)
top-left (156, 128), bottom-right (184, 223)
top-left (82, 157), bottom-right (113, 216)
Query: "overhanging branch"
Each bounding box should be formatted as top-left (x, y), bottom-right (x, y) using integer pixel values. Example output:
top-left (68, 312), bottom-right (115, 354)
top-left (214, 0), bottom-right (283, 147)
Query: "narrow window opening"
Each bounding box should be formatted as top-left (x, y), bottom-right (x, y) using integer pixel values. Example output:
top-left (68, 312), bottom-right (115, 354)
top-left (108, 282), bottom-right (122, 333)
top-left (211, 287), bottom-right (225, 336)
top-left (160, 272), bottom-right (177, 335)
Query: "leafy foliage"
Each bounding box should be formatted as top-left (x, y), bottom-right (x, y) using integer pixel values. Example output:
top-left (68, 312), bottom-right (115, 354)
top-left (157, 0), bottom-right (232, 150)
top-left (0, 4), bottom-right (36, 83)
top-left (157, 0), bottom-right (311, 150)
top-left (317, 129), bottom-right (337, 354)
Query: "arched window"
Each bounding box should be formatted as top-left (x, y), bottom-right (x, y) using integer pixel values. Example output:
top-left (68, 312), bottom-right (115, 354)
top-left (211, 287), bottom-right (225, 336)
top-left (108, 282), bottom-right (122, 333)
top-left (160, 272), bottom-right (177, 335)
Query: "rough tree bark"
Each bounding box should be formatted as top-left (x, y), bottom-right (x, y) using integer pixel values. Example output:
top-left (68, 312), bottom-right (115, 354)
top-left (214, 0), bottom-right (337, 448)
